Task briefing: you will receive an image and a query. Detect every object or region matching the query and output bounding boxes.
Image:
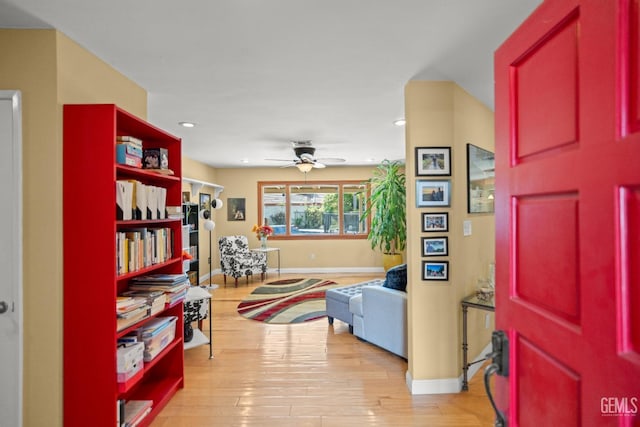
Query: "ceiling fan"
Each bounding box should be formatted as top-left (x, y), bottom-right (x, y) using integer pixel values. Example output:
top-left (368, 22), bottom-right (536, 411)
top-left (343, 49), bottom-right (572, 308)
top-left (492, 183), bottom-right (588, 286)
top-left (266, 140), bottom-right (346, 173)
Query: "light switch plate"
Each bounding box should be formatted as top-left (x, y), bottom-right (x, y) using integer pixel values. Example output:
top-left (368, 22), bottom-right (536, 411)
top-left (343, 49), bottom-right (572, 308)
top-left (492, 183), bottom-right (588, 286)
top-left (463, 220), bottom-right (472, 236)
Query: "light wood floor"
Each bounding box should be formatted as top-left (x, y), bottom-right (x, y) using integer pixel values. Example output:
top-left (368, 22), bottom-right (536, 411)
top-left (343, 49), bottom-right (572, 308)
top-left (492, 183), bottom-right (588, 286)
top-left (151, 273), bottom-right (495, 427)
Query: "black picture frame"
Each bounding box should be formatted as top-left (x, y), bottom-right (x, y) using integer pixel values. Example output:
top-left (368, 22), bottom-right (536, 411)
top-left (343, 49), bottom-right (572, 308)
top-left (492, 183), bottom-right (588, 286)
top-left (422, 236), bottom-right (448, 257)
top-left (422, 260), bottom-right (449, 281)
top-left (416, 179), bottom-right (451, 207)
top-left (415, 147), bottom-right (451, 176)
top-left (227, 197), bottom-right (246, 221)
top-left (422, 212), bottom-right (449, 232)
top-left (467, 143), bottom-right (495, 213)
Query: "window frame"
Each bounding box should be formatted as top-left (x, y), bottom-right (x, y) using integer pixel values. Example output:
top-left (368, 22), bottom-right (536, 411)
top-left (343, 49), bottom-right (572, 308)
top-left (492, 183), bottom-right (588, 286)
top-left (257, 180), bottom-right (370, 240)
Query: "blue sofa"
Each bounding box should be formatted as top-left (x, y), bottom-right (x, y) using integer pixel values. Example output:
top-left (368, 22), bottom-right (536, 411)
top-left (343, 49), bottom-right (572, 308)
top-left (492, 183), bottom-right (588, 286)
top-left (348, 264), bottom-right (408, 358)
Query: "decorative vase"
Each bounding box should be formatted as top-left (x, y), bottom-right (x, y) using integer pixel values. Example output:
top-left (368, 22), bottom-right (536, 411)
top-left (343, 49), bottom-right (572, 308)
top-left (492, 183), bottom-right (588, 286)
top-left (261, 236), bottom-right (267, 249)
top-left (382, 253), bottom-right (403, 271)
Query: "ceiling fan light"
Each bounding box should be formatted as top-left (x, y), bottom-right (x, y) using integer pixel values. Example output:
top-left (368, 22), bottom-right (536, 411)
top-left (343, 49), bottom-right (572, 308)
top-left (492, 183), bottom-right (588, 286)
top-left (296, 163), bottom-right (314, 173)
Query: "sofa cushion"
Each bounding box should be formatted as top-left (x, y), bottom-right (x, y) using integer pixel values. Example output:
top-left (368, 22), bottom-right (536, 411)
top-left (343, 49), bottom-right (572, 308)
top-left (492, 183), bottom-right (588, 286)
top-left (383, 263), bottom-right (407, 292)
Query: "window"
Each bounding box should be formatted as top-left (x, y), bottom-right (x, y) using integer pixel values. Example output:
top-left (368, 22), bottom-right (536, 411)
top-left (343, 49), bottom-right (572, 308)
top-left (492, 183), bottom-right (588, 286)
top-left (258, 181), bottom-right (369, 239)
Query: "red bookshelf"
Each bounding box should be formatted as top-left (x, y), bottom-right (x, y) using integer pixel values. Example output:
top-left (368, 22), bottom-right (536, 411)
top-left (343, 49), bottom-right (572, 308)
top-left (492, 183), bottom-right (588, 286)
top-left (63, 104), bottom-right (184, 427)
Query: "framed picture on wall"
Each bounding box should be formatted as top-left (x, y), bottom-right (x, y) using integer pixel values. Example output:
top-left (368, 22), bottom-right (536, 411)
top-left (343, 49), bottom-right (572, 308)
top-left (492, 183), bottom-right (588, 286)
top-left (422, 212), bottom-right (448, 232)
top-left (422, 260), bottom-right (449, 281)
top-left (415, 147), bottom-right (451, 176)
top-left (199, 193), bottom-right (211, 217)
top-left (416, 180), bottom-right (451, 207)
top-left (227, 198), bottom-right (246, 221)
top-left (421, 236), bottom-right (448, 257)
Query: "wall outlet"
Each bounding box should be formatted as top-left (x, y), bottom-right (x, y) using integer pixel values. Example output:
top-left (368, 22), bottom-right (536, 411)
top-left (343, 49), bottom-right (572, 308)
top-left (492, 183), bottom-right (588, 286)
top-left (485, 313), bottom-right (491, 329)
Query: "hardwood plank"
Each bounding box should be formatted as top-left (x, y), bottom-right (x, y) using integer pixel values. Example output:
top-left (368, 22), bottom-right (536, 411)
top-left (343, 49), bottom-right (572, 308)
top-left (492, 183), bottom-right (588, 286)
top-left (151, 273), bottom-right (495, 427)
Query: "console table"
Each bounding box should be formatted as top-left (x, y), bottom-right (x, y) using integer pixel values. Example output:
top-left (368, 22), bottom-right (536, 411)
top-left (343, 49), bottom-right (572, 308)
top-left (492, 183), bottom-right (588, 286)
top-left (251, 247), bottom-right (281, 276)
top-left (461, 293), bottom-right (495, 391)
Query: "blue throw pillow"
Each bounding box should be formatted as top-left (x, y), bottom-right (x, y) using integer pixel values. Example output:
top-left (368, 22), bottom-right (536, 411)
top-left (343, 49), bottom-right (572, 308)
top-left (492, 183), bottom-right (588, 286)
top-left (383, 263), bottom-right (407, 292)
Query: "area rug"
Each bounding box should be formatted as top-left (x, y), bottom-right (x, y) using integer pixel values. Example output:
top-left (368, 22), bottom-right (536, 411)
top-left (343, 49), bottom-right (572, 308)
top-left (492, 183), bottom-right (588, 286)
top-left (237, 278), bottom-right (340, 324)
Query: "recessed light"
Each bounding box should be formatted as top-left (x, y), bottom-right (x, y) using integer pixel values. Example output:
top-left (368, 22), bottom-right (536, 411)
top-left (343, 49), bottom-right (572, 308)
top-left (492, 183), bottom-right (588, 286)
top-left (240, 158), bottom-right (249, 164)
top-left (393, 119), bottom-right (406, 127)
top-left (179, 121), bottom-right (196, 128)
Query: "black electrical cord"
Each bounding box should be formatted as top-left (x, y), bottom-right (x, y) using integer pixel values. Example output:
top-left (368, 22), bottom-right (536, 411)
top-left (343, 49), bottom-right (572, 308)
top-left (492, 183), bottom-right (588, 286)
top-left (484, 363), bottom-right (507, 427)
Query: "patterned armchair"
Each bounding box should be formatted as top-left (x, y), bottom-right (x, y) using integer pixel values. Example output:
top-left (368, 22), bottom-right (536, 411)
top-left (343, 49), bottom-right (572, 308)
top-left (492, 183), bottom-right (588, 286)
top-left (218, 235), bottom-right (267, 287)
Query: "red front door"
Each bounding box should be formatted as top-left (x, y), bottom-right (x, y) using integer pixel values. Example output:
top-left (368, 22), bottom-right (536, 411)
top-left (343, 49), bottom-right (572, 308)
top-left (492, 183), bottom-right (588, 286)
top-left (494, 0), bottom-right (640, 425)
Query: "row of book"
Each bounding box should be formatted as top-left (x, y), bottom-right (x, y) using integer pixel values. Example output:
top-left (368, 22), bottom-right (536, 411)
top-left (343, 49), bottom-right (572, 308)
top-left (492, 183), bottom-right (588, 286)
top-left (116, 227), bottom-right (174, 275)
top-left (116, 274), bottom-right (190, 331)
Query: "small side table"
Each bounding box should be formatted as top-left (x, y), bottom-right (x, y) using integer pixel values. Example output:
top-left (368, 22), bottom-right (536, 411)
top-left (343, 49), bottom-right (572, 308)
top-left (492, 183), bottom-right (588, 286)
top-left (461, 293), bottom-right (495, 391)
top-left (184, 286), bottom-right (213, 359)
top-left (251, 247), bottom-right (281, 276)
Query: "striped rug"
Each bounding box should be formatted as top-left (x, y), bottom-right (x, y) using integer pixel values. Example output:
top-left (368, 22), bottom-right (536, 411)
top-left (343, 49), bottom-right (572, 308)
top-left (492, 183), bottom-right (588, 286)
top-left (236, 278), bottom-right (341, 324)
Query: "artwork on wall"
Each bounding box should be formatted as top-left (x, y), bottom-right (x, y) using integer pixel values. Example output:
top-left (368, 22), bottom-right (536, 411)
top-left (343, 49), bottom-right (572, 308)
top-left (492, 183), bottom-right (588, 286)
top-left (227, 198), bottom-right (246, 221)
top-left (199, 193), bottom-right (211, 217)
top-left (422, 236), bottom-right (448, 257)
top-left (422, 212), bottom-right (448, 232)
top-left (416, 179), bottom-right (451, 207)
top-left (415, 147), bottom-right (451, 176)
top-left (467, 143), bottom-right (495, 213)
top-left (422, 260), bottom-right (449, 281)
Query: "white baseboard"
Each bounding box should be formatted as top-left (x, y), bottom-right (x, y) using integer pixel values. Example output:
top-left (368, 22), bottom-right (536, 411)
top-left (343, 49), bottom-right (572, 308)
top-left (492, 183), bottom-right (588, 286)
top-left (201, 267), bottom-right (383, 285)
top-left (405, 341), bottom-right (493, 394)
top-left (278, 267), bottom-right (384, 274)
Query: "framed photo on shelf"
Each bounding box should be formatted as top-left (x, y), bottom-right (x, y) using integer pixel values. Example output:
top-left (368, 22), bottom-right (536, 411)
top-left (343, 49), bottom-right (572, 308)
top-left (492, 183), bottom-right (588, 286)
top-left (422, 236), bottom-right (448, 257)
top-left (199, 193), bottom-right (211, 217)
top-left (415, 147), bottom-right (451, 176)
top-left (422, 212), bottom-right (448, 232)
top-left (422, 260), bottom-right (449, 281)
top-left (467, 143), bottom-right (495, 214)
top-left (182, 191), bottom-right (191, 203)
top-left (416, 180), bottom-right (451, 207)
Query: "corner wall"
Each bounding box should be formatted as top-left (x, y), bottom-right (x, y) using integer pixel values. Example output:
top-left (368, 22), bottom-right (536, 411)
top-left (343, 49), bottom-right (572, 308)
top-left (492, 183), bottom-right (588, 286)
top-left (404, 81), bottom-right (495, 393)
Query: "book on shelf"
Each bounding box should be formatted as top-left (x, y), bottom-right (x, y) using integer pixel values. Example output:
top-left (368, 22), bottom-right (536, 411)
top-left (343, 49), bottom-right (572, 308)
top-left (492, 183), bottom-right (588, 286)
top-left (116, 180), bottom-right (134, 221)
top-left (122, 399), bottom-right (153, 427)
top-left (130, 273), bottom-right (189, 285)
top-left (116, 135), bottom-right (143, 147)
top-left (116, 296), bottom-right (147, 314)
top-left (116, 306), bottom-right (148, 331)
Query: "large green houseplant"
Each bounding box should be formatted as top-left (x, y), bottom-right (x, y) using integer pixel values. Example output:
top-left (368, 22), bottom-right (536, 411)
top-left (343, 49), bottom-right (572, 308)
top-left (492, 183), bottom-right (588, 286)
top-left (361, 159), bottom-right (407, 270)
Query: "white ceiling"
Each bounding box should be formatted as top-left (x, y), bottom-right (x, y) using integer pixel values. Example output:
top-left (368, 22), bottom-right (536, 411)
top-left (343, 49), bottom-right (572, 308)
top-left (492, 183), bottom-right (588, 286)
top-left (0, 0), bottom-right (540, 168)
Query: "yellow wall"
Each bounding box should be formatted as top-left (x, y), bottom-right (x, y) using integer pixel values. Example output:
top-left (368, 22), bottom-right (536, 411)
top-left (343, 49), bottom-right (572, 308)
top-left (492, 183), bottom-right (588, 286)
top-left (405, 81), bottom-right (495, 386)
top-left (0, 29), bottom-right (147, 427)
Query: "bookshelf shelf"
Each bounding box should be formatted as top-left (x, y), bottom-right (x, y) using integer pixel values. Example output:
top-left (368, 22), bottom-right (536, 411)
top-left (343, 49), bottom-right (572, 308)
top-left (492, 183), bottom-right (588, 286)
top-left (63, 104), bottom-right (184, 427)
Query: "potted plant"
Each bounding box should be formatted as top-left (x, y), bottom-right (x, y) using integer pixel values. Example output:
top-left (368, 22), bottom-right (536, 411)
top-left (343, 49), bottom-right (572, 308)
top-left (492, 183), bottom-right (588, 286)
top-left (361, 159), bottom-right (407, 270)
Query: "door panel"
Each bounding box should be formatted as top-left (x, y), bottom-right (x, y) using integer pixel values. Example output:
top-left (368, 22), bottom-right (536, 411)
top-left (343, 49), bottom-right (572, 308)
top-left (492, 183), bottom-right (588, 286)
top-left (495, 0), bottom-right (640, 425)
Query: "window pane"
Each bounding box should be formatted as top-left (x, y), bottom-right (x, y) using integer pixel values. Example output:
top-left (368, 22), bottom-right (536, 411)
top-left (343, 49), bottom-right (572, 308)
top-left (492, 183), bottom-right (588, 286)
top-left (290, 185), bottom-right (339, 235)
top-left (262, 185), bottom-right (286, 235)
top-left (343, 184), bottom-right (367, 234)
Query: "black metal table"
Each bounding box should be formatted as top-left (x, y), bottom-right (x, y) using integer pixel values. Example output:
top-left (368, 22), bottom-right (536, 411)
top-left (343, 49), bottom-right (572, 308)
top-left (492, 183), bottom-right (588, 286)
top-left (461, 293), bottom-right (495, 391)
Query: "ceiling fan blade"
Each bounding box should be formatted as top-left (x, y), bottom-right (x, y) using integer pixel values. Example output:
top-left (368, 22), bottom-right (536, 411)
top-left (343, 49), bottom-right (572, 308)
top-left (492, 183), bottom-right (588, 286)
top-left (313, 162), bottom-right (326, 169)
top-left (315, 157), bottom-right (346, 163)
top-left (265, 158), bottom-right (297, 162)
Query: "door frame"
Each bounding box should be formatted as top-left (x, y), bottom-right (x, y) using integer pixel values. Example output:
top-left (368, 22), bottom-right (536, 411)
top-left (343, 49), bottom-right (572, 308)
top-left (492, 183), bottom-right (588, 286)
top-left (0, 90), bottom-right (23, 427)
